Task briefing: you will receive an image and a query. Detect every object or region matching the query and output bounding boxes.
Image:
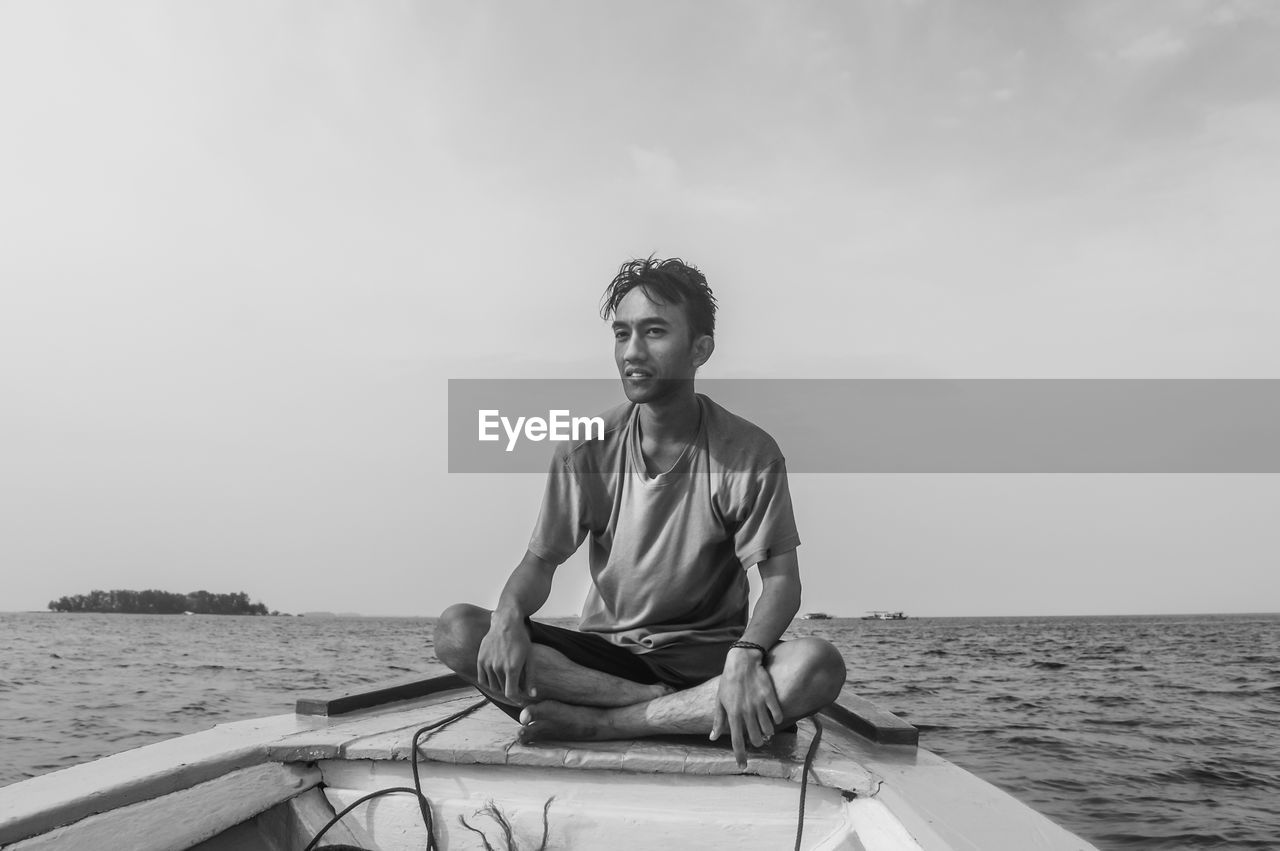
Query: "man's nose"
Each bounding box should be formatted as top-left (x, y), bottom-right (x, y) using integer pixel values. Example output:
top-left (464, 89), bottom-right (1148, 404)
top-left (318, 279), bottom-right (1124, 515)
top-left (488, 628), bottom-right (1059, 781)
top-left (623, 333), bottom-right (647, 362)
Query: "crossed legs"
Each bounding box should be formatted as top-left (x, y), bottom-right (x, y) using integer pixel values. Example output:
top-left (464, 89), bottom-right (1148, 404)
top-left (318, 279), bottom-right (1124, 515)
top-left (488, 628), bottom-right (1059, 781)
top-left (432, 603), bottom-right (847, 744)
top-left (432, 604), bottom-right (673, 709)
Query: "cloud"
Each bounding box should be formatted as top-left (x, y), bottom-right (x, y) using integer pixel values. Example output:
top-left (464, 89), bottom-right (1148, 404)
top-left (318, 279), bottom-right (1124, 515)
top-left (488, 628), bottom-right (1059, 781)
top-left (1205, 0), bottom-right (1280, 27)
top-left (1117, 29), bottom-right (1187, 64)
top-left (627, 146), bottom-right (679, 192)
top-left (625, 145), bottom-right (760, 219)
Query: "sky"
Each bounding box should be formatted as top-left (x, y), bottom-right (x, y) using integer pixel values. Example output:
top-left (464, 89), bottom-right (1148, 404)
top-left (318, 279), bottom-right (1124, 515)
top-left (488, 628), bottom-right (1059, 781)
top-left (1, 1), bottom-right (1278, 617)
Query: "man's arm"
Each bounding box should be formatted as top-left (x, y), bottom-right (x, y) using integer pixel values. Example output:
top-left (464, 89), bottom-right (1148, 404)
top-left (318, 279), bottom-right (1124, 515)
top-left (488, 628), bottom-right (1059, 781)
top-left (476, 549), bottom-right (558, 705)
top-left (710, 548), bottom-right (802, 767)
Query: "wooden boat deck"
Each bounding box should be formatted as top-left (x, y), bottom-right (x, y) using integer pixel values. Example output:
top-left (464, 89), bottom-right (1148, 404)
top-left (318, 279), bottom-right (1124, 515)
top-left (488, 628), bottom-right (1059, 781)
top-left (274, 690), bottom-right (875, 793)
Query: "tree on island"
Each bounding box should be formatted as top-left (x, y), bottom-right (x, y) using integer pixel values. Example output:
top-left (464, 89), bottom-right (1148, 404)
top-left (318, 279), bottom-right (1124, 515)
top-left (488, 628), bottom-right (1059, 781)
top-left (47, 589), bottom-right (270, 615)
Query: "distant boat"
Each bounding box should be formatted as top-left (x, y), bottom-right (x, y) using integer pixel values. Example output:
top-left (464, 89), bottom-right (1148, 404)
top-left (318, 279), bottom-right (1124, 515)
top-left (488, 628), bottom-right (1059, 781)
top-left (862, 610), bottom-right (908, 620)
top-left (800, 612), bottom-right (833, 620)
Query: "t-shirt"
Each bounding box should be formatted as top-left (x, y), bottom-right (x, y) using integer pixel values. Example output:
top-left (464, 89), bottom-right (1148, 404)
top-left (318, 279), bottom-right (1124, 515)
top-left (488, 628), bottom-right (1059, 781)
top-left (527, 394), bottom-right (801, 653)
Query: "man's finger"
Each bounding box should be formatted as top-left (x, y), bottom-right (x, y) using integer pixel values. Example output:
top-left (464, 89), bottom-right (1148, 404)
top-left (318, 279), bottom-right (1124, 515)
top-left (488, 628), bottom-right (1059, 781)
top-left (503, 664), bottom-right (524, 702)
top-left (743, 709), bottom-right (765, 747)
top-left (710, 704), bottom-right (727, 741)
top-left (766, 690), bottom-right (784, 726)
top-left (756, 706), bottom-right (776, 741)
top-left (729, 713), bottom-right (747, 768)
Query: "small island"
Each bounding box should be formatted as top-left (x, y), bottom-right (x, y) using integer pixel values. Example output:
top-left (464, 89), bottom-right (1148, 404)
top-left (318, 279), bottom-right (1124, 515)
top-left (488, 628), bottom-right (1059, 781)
top-left (47, 589), bottom-right (276, 616)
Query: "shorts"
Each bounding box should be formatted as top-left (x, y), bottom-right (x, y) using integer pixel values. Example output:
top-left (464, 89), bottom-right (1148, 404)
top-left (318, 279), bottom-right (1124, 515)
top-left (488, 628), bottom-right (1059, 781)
top-left (490, 619), bottom-right (735, 721)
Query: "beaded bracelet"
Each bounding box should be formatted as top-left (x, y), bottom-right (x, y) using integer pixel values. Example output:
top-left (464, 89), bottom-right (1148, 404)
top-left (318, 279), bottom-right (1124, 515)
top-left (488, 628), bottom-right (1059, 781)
top-left (730, 640), bottom-right (769, 655)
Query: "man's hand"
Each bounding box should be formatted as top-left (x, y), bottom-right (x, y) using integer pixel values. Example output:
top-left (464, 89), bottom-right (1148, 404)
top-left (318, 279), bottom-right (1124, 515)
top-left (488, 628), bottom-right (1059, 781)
top-left (710, 647), bottom-right (784, 768)
top-left (476, 610), bottom-right (534, 705)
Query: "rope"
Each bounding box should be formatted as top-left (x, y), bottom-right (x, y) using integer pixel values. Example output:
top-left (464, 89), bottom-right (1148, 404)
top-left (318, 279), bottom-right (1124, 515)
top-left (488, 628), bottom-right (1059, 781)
top-left (457, 796), bottom-right (554, 851)
top-left (794, 715), bottom-right (824, 851)
top-left (302, 696), bottom-right (491, 851)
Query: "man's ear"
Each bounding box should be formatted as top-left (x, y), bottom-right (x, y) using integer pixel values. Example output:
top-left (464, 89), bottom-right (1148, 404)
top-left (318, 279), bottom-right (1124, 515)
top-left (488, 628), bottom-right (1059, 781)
top-left (692, 334), bottom-right (715, 369)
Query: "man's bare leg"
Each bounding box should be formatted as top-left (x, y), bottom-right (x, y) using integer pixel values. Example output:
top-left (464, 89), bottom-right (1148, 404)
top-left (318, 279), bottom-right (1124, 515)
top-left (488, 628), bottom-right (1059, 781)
top-left (518, 637), bottom-right (847, 742)
top-left (433, 603), bottom-right (673, 710)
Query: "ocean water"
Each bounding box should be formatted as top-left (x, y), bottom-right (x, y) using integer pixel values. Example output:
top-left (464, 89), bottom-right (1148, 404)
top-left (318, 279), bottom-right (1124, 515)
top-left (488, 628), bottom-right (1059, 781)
top-left (2, 612), bottom-right (1277, 849)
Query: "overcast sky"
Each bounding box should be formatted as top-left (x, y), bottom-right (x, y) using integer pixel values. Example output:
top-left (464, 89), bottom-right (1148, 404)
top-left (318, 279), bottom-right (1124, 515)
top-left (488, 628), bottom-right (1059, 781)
top-left (2, 1), bottom-right (1278, 617)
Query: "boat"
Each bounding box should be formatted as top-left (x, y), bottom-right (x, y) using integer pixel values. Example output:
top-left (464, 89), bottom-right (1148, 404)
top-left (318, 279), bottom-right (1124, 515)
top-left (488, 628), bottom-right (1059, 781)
top-left (862, 611), bottom-right (908, 621)
top-left (0, 670), bottom-right (1098, 850)
top-left (799, 612), bottom-right (833, 620)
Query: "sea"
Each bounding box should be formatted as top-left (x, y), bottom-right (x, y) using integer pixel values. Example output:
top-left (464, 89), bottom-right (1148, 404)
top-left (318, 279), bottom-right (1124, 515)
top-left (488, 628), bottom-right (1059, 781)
top-left (2, 611), bottom-right (1277, 850)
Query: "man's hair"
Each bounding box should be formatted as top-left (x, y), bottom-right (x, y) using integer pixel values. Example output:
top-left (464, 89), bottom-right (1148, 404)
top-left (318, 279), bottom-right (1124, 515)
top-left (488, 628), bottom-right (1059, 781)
top-left (599, 256), bottom-right (718, 339)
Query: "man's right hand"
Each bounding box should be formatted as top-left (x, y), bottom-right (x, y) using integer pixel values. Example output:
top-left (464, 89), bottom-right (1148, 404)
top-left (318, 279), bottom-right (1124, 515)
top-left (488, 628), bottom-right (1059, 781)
top-left (476, 610), bottom-right (534, 705)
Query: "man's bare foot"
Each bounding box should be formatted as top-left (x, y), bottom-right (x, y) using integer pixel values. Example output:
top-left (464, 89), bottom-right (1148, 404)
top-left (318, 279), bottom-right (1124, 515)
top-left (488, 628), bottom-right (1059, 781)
top-left (531, 679), bottom-right (674, 707)
top-left (518, 701), bottom-right (614, 744)
top-left (638, 681), bottom-right (677, 702)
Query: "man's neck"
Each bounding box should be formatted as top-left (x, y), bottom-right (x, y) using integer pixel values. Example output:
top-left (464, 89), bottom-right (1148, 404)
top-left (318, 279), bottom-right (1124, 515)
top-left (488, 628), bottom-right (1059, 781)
top-left (637, 388), bottom-right (701, 447)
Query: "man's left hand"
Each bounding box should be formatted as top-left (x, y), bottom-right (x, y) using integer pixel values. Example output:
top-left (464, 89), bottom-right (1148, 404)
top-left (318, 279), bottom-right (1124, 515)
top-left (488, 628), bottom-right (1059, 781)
top-left (710, 647), bottom-right (784, 769)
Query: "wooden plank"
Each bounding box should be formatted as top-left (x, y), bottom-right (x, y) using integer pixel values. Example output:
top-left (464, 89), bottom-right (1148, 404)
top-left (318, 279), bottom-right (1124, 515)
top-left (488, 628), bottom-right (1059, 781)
top-left (822, 688), bottom-right (919, 747)
top-left (4, 763), bottom-right (319, 851)
top-left (186, 787), bottom-right (375, 851)
top-left (295, 673), bottom-right (472, 716)
top-left (340, 696), bottom-right (514, 764)
top-left (0, 713), bottom-right (311, 846)
top-left (318, 697), bottom-right (876, 796)
top-left (280, 786), bottom-right (378, 849)
top-left (270, 694), bottom-right (486, 762)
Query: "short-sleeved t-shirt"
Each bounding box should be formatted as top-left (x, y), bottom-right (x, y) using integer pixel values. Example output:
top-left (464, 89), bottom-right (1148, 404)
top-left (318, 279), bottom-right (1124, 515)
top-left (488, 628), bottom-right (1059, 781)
top-left (527, 394), bottom-right (800, 654)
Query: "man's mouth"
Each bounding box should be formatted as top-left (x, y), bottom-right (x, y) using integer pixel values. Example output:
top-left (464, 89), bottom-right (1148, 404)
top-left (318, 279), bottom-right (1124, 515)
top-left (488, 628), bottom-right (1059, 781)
top-left (624, 368), bottom-right (653, 378)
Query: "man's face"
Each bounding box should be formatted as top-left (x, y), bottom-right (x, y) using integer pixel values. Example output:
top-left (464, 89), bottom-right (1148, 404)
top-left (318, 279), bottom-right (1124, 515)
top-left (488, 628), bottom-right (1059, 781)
top-left (612, 287), bottom-right (710, 405)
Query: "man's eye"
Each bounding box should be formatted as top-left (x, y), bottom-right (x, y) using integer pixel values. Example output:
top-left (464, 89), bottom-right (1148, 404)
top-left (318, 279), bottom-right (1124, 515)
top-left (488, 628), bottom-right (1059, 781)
top-left (647, 328), bottom-right (665, 336)
top-left (614, 331), bottom-right (628, 341)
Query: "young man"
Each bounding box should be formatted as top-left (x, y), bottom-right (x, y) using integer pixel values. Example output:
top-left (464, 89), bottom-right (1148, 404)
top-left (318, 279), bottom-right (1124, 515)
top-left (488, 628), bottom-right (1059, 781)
top-left (434, 257), bottom-right (846, 767)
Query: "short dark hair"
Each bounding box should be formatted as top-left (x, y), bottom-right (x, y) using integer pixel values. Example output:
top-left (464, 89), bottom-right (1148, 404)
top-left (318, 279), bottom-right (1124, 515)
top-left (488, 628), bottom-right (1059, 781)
top-left (599, 256), bottom-right (718, 339)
